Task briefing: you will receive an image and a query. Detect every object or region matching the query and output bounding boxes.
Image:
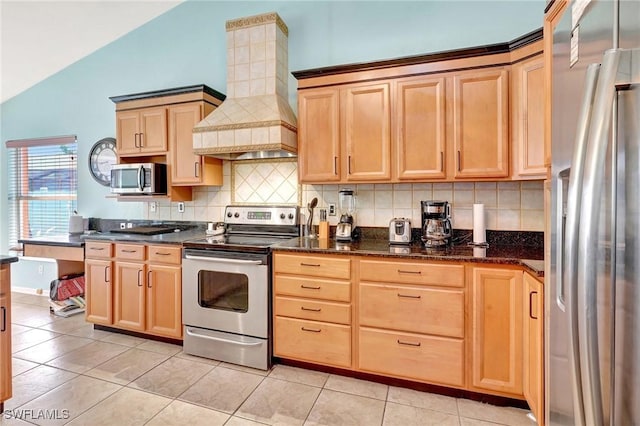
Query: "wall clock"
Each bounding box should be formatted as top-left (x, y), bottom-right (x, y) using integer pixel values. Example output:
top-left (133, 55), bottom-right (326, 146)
top-left (89, 137), bottom-right (117, 186)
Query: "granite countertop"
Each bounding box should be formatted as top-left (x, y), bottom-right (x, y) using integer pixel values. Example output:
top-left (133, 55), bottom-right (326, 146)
top-left (272, 237), bottom-right (545, 277)
top-left (0, 255), bottom-right (19, 265)
top-left (81, 228), bottom-right (207, 245)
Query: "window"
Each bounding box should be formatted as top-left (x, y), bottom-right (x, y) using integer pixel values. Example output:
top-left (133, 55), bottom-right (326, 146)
top-left (6, 135), bottom-right (78, 250)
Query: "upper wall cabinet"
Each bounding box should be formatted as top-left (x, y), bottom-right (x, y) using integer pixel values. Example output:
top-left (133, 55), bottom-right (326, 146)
top-left (116, 107), bottom-right (167, 156)
top-left (294, 29), bottom-right (545, 184)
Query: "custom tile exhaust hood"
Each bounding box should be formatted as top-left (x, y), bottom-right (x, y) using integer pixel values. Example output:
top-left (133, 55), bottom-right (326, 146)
top-left (193, 12), bottom-right (297, 160)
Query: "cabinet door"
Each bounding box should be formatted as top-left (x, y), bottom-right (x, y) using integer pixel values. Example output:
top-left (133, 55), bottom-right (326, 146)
top-left (470, 266), bottom-right (523, 396)
top-left (146, 264), bottom-right (182, 338)
top-left (512, 56), bottom-right (546, 178)
top-left (139, 107), bottom-right (167, 154)
top-left (524, 272), bottom-right (544, 424)
top-left (395, 77), bottom-right (446, 180)
top-left (114, 261), bottom-right (145, 332)
top-left (85, 259), bottom-right (113, 325)
top-left (453, 69), bottom-right (509, 178)
top-left (0, 267), bottom-right (11, 403)
top-left (342, 82), bottom-right (391, 181)
top-left (115, 110), bottom-right (141, 155)
top-left (170, 103), bottom-right (206, 185)
top-left (298, 88), bottom-right (341, 182)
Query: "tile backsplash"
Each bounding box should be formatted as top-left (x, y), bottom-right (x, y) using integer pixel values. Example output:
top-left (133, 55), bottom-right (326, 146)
top-left (146, 160), bottom-right (544, 232)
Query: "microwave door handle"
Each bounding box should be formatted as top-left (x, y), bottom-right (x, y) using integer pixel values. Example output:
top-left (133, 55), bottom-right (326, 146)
top-left (563, 63), bottom-right (601, 426)
top-left (137, 165), bottom-right (144, 192)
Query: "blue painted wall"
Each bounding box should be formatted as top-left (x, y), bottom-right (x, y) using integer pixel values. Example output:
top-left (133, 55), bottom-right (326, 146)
top-left (0, 0), bottom-right (544, 252)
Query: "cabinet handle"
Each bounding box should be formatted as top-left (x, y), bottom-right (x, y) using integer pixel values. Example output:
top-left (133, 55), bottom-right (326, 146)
top-left (301, 306), bottom-right (322, 312)
top-left (139, 133), bottom-right (144, 148)
top-left (137, 270), bottom-right (143, 287)
top-left (147, 270), bottom-right (152, 288)
top-left (301, 327), bottom-right (321, 333)
top-left (194, 162), bottom-right (200, 178)
top-left (529, 290), bottom-right (538, 320)
top-left (397, 293), bottom-right (421, 299)
top-left (121, 249), bottom-right (138, 253)
top-left (397, 269), bottom-right (421, 275)
top-left (1, 306), bottom-right (6, 332)
top-left (440, 152), bottom-right (444, 172)
top-left (104, 265), bottom-right (110, 283)
top-left (397, 339), bottom-right (421, 347)
top-left (154, 252), bottom-right (171, 256)
top-left (457, 150), bottom-right (461, 172)
top-left (134, 133), bottom-right (139, 148)
top-left (334, 156), bottom-right (338, 175)
top-left (348, 155), bottom-right (352, 174)
top-left (90, 247), bottom-right (104, 251)
top-left (300, 262), bottom-right (321, 267)
top-left (300, 284), bottom-right (321, 290)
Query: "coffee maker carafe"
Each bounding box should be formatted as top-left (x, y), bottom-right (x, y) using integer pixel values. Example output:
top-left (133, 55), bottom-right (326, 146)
top-left (336, 189), bottom-right (357, 241)
top-left (421, 200), bottom-right (452, 247)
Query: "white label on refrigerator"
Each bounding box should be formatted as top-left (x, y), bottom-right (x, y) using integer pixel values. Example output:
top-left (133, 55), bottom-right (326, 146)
top-left (572, 0), bottom-right (591, 30)
top-left (570, 26), bottom-right (579, 68)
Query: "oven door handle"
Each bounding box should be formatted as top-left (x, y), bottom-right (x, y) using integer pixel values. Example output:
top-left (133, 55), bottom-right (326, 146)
top-left (184, 254), bottom-right (263, 265)
top-left (185, 328), bottom-right (264, 346)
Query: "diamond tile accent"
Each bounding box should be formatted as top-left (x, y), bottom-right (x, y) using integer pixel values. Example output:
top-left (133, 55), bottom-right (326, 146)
top-left (232, 160), bottom-right (299, 204)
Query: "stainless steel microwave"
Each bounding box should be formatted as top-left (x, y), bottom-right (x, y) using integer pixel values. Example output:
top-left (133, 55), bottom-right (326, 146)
top-left (110, 163), bottom-right (167, 195)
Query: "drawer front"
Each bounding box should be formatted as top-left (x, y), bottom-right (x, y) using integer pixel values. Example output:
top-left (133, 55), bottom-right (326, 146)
top-left (115, 243), bottom-right (145, 261)
top-left (359, 327), bottom-right (464, 387)
top-left (359, 283), bottom-right (464, 338)
top-left (359, 259), bottom-right (464, 287)
top-left (274, 254), bottom-right (350, 279)
top-left (147, 245), bottom-right (182, 265)
top-left (274, 317), bottom-right (351, 368)
top-left (275, 296), bottom-right (351, 325)
top-left (85, 241), bottom-right (112, 259)
top-left (274, 275), bottom-right (351, 302)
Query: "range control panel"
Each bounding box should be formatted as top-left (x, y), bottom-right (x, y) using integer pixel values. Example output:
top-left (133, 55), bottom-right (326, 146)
top-left (223, 205), bottom-right (299, 226)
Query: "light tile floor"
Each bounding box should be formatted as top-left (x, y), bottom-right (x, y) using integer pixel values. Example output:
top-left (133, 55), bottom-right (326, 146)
top-left (2, 292), bottom-right (536, 426)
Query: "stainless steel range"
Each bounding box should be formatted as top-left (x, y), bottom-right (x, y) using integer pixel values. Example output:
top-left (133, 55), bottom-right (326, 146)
top-left (182, 205), bottom-right (299, 370)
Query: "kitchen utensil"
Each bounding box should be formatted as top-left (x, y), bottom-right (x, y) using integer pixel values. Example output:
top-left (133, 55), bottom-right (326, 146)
top-left (389, 218), bottom-right (411, 244)
top-left (307, 197), bottom-right (318, 237)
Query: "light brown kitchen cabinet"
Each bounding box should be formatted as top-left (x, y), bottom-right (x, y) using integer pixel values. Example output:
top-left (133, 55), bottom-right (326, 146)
top-left (273, 253), bottom-right (352, 368)
top-left (298, 88), bottom-right (341, 182)
top-left (469, 265), bottom-right (523, 397)
top-left (512, 54), bottom-right (546, 179)
top-left (169, 102), bottom-right (223, 186)
top-left (85, 241), bottom-right (182, 339)
top-left (342, 82), bottom-right (392, 181)
top-left (453, 68), bottom-right (510, 178)
top-left (1, 265), bottom-right (13, 410)
top-left (116, 106), bottom-right (167, 156)
top-left (395, 76), bottom-right (447, 180)
top-left (85, 241), bottom-right (113, 325)
top-left (357, 258), bottom-right (465, 387)
top-left (524, 272), bottom-right (544, 425)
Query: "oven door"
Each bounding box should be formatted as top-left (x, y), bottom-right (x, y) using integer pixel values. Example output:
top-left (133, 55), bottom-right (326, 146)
top-left (182, 249), bottom-right (268, 339)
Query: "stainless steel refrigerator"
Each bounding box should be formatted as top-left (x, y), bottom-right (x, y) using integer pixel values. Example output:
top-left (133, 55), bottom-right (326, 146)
top-left (550, 0), bottom-right (639, 425)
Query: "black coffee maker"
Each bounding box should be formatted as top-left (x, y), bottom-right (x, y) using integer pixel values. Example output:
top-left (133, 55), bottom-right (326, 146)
top-left (421, 200), bottom-right (452, 247)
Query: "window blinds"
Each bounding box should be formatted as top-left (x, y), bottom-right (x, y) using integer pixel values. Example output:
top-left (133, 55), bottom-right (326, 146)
top-left (6, 135), bottom-right (78, 250)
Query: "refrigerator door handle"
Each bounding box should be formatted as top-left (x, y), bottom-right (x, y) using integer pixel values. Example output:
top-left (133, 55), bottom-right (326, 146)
top-left (577, 48), bottom-right (628, 426)
top-left (564, 63), bottom-right (602, 426)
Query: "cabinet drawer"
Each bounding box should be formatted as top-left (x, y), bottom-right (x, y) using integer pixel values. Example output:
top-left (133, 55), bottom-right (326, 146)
top-left (85, 241), bottom-right (112, 259)
top-left (147, 245), bottom-right (181, 265)
top-left (115, 244), bottom-right (145, 261)
top-left (359, 283), bottom-right (464, 338)
top-left (275, 296), bottom-right (351, 325)
top-left (274, 275), bottom-right (350, 302)
top-left (359, 327), bottom-right (464, 387)
top-left (359, 259), bottom-right (464, 287)
top-left (274, 254), bottom-right (350, 279)
top-left (274, 317), bottom-right (351, 368)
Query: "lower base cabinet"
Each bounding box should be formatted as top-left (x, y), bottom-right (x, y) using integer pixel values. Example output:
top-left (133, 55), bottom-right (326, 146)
top-left (359, 327), bottom-right (465, 387)
top-left (1, 265), bottom-right (13, 409)
top-left (524, 272), bottom-right (544, 425)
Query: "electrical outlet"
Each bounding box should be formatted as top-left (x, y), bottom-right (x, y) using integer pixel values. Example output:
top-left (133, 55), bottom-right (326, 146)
top-left (127, 223), bottom-right (133, 228)
top-left (177, 202), bottom-right (185, 213)
top-left (328, 203), bottom-right (336, 216)
top-left (120, 222), bottom-right (126, 229)
top-left (149, 202), bottom-right (157, 213)
top-left (38, 265), bottom-right (44, 275)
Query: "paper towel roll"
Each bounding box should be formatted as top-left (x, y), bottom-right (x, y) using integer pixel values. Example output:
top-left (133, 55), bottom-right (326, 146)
top-left (473, 203), bottom-right (486, 244)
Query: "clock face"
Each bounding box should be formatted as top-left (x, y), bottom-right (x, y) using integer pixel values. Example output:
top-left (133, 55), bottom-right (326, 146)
top-left (89, 138), bottom-right (117, 186)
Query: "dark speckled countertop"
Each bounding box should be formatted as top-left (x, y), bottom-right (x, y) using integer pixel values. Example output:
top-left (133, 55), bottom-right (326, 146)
top-left (1, 255), bottom-right (19, 265)
top-left (81, 228), bottom-right (206, 245)
top-left (273, 237), bottom-right (545, 278)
